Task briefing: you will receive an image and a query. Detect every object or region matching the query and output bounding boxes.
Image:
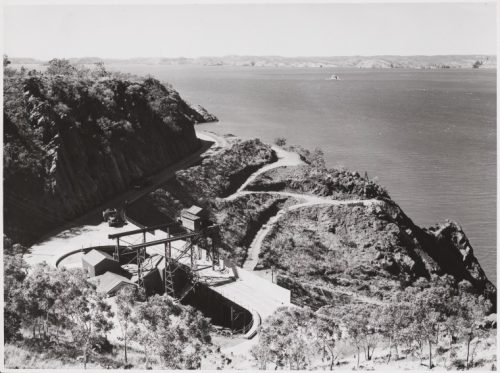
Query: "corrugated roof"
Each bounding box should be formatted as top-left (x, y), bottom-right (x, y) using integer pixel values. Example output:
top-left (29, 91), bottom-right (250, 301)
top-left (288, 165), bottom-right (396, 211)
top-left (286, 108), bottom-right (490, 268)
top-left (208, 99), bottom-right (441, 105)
top-left (90, 271), bottom-right (135, 295)
top-left (83, 249), bottom-right (116, 266)
top-left (186, 205), bottom-right (203, 216)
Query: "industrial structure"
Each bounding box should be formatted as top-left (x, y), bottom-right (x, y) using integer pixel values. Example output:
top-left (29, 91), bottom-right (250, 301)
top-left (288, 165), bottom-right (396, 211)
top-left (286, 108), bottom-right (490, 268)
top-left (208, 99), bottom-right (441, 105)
top-left (74, 205), bottom-right (289, 337)
top-left (102, 205), bottom-right (222, 298)
top-left (81, 206), bottom-right (232, 301)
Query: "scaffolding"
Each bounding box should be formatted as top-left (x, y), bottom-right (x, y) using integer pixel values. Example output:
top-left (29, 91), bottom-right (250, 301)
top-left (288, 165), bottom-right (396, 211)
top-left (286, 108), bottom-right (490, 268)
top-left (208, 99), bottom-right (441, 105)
top-left (108, 222), bottom-right (220, 298)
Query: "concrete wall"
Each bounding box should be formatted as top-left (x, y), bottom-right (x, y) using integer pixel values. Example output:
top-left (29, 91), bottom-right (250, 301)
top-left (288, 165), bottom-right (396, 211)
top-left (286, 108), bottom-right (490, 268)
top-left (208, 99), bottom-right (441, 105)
top-left (183, 284), bottom-right (252, 332)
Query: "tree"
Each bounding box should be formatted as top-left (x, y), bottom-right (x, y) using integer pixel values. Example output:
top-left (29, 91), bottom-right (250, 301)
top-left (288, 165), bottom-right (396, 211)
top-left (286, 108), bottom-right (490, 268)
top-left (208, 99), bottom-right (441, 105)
top-left (92, 62), bottom-right (109, 78)
top-left (55, 269), bottom-right (114, 369)
top-left (251, 339), bottom-right (273, 370)
top-left (4, 54), bottom-right (11, 67)
top-left (402, 278), bottom-right (458, 369)
top-left (46, 59), bottom-right (76, 75)
top-left (447, 292), bottom-right (491, 369)
top-left (3, 240), bottom-right (29, 342)
top-left (378, 299), bottom-right (414, 363)
top-left (274, 137), bottom-right (287, 147)
top-left (115, 285), bottom-right (143, 365)
top-left (314, 309), bottom-right (342, 370)
top-left (336, 303), bottom-right (381, 368)
top-left (251, 306), bottom-right (318, 369)
top-left (310, 148), bottom-right (326, 170)
top-left (18, 262), bottom-right (60, 339)
top-left (133, 294), bottom-right (212, 369)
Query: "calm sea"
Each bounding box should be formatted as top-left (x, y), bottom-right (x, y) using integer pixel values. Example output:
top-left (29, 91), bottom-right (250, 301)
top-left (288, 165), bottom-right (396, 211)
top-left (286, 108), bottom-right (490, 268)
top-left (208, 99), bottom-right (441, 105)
top-left (109, 65), bottom-right (497, 283)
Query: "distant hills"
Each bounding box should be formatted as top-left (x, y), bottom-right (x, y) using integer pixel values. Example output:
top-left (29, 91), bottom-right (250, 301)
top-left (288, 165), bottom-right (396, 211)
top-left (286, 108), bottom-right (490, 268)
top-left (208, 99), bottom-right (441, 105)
top-left (9, 55), bottom-right (496, 69)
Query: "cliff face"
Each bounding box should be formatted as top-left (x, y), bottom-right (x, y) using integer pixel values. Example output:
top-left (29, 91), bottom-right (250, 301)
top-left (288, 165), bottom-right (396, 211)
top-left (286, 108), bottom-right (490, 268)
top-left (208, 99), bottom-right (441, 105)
top-left (262, 199), bottom-right (495, 309)
top-left (131, 134), bottom-right (495, 308)
top-left (243, 161), bottom-right (495, 306)
top-left (4, 66), bottom-right (210, 243)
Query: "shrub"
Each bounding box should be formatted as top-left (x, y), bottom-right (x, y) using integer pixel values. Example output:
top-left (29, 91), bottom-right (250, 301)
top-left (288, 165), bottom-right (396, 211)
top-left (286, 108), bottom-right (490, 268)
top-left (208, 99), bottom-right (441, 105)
top-left (274, 137), bottom-right (287, 146)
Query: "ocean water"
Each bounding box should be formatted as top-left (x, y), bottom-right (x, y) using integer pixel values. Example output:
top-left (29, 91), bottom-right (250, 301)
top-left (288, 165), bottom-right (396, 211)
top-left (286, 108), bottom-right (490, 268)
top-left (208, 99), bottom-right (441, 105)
top-left (109, 65), bottom-right (497, 283)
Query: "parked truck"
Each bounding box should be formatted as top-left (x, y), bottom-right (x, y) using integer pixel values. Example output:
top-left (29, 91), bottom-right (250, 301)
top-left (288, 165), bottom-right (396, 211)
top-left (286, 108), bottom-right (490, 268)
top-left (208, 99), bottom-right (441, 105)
top-left (102, 208), bottom-right (125, 227)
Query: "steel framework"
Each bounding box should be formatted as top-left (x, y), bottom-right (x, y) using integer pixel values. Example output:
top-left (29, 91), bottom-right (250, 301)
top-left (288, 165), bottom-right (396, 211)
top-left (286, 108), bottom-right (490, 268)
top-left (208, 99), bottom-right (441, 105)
top-left (108, 223), bottom-right (219, 298)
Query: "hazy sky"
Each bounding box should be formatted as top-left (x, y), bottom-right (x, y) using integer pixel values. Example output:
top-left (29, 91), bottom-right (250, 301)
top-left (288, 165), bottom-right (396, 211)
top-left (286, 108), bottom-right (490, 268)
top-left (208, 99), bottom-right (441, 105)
top-left (3, 2), bottom-right (497, 59)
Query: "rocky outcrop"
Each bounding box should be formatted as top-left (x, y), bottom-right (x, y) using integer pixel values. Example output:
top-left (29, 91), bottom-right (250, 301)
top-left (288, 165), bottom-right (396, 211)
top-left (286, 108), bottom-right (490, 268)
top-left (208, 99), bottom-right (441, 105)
top-left (192, 105), bottom-right (218, 123)
top-left (136, 137), bottom-right (496, 310)
top-left (4, 68), bottom-right (212, 244)
top-left (174, 139), bottom-right (276, 200)
top-left (259, 198), bottom-right (496, 309)
top-left (419, 220), bottom-right (496, 301)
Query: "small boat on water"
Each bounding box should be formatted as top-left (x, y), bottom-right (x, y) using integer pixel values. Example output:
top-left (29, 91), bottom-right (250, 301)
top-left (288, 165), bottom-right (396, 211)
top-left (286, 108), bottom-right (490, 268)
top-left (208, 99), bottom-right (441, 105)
top-left (327, 74), bottom-right (341, 80)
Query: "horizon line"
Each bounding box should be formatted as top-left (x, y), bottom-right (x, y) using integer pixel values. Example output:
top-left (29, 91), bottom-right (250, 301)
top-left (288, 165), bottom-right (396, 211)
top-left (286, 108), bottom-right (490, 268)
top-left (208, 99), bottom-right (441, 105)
top-left (8, 53), bottom-right (497, 61)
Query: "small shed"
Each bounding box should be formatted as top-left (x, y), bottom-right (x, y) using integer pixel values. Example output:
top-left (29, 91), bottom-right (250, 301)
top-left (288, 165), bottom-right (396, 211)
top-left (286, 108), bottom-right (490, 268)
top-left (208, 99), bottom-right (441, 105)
top-left (89, 271), bottom-right (136, 296)
top-left (82, 249), bottom-right (121, 277)
top-left (180, 205), bottom-right (206, 231)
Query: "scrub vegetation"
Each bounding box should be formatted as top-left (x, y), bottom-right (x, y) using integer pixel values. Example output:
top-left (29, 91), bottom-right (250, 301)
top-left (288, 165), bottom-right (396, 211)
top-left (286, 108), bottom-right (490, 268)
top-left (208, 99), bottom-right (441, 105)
top-left (253, 283), bottom-right (495, 370)
top-left (3, 238), bottom-right (217, 369)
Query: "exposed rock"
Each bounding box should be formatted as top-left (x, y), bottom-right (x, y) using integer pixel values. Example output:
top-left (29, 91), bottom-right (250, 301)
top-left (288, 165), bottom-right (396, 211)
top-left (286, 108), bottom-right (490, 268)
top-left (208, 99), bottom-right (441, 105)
top-left (4, 69), bottom-right (211, 244)
top-left (260, 199), bottom-right (496, 309)
top-left (191, 105), bottom-right (218, 123)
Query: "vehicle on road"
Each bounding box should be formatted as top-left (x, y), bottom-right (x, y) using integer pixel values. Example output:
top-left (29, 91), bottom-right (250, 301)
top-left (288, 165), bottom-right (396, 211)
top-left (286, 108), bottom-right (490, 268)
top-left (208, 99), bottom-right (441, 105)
top-left (102, 208), bottom-right (126, 227)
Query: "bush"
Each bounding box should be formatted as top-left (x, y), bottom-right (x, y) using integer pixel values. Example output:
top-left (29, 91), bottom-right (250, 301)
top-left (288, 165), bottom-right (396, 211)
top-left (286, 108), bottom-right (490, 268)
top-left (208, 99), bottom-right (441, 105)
top-left (274, 137), bottom-right (287, 147)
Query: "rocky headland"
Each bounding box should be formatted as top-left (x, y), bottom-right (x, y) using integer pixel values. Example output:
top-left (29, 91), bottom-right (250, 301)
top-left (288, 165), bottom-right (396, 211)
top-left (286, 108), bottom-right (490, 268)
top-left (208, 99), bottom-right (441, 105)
top-left (3, 61), bottom-right (496, 370)
top-left (3, 60), bottom-right (214, 244)
top-left (130, 136), bottom-right (496, 311)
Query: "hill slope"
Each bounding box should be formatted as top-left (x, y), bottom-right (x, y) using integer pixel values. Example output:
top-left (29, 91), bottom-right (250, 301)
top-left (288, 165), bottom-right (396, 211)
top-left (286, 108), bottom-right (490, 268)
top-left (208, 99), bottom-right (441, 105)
top-left (3, 61), bottom-right (213, 244)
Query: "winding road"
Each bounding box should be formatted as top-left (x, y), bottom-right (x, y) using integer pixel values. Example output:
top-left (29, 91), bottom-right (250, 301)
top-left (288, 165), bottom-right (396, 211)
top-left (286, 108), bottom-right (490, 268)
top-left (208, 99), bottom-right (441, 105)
top-left (33, 130), bottom-right (226, 245)
top-left (26, 130), bottom-right (227, 268)
top-left (29, 129), bottom-right (384, 352)
top-left (212, 140), bottom-right (386, 356)
top-left (220, 145), bottom-right (383, 271)
top-left (236, 146), bottom-right (304, 193)
top-left (241, 195), bottom-right (382, 270)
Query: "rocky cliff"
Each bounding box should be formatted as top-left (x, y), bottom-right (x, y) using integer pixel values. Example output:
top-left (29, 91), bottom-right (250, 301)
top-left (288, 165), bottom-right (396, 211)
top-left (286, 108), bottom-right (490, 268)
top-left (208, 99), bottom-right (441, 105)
top-left (3, 63), bottom-right (212, 244)
top-left (262, 196), bottom-right (496, 310)
top-left (135, 137), bottom-right (496, 309)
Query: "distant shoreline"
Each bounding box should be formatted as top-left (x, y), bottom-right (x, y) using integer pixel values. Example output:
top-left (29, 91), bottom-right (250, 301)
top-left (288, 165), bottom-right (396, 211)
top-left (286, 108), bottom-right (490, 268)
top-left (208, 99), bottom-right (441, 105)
top-left (9, 54), bottom-right (497, 70)
top-left (9, 63), bottom-right (497, 71)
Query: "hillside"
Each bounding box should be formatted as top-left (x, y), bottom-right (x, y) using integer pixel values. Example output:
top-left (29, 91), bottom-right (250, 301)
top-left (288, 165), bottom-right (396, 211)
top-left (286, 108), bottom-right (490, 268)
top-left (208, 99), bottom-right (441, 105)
top-left (262, 200), bottom-right (496, 308)
top-left (130, 136), bottom-right (496, 369)
top-left (137, 138), bottom-right (496, 308)
top-left (3, 60), bottom-right (495, 370)
top-left (3, 59), bottom-right (215, 244)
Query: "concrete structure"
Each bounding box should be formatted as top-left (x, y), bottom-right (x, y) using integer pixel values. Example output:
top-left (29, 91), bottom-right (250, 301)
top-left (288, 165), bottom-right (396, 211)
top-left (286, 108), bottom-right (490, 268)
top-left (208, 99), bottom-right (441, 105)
top-left (211, 268), bottom-right (292, 338)
top-left (82, 249), bottom-right (121, 277)
top-left (89, 271), bottom-right (136, 296)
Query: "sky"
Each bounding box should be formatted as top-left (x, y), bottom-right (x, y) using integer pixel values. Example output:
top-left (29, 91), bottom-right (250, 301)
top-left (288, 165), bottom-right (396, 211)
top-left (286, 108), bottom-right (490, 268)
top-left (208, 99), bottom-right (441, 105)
top-left (2, 2), bottom-right (497, 59)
